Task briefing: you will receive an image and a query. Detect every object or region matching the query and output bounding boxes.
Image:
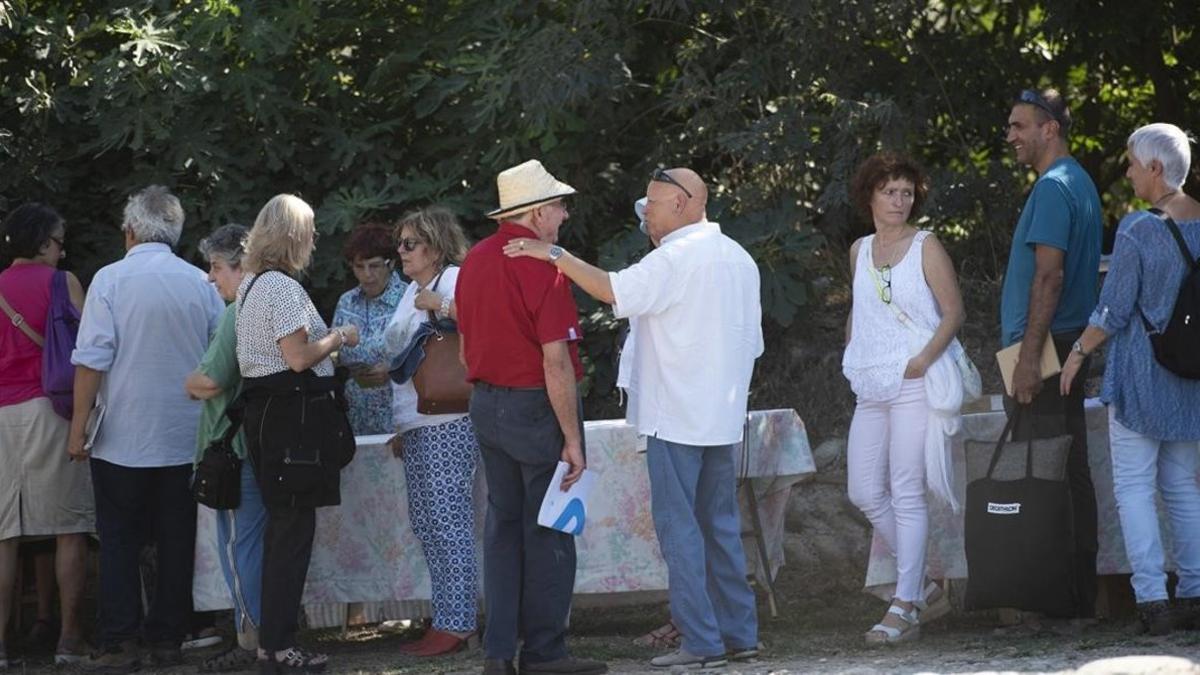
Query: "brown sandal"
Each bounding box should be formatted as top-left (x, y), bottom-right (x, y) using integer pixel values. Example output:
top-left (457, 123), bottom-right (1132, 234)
top-left (632, 620), bottom-right (681, 648)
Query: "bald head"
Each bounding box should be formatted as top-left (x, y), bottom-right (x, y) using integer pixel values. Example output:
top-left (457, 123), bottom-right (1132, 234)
top-left (643, 167), bottom-right (709, 244)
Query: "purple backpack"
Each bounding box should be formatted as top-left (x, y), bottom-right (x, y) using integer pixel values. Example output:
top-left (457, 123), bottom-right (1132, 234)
top-left (42, 270), bottom-right (80, 419)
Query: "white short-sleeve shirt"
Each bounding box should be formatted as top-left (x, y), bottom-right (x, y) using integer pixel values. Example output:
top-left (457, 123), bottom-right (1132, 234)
top-left (608, 221), bottom-right (763, 446)
top-left (235, 272), bottom-right (334, 378)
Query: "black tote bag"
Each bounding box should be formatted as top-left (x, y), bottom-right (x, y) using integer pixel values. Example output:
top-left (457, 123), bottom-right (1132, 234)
top-left (963, 407), bottom-right (1077, 616)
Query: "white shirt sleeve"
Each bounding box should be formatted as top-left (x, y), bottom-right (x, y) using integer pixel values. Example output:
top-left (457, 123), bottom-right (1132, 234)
top-left (71, 271), bottom-right (116, 371)
top-left (609, 248), bottom-right (684, 319)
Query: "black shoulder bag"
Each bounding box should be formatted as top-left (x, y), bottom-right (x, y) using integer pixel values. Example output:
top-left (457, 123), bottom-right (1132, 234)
top-left (192, 403), bottom-right (244, 510)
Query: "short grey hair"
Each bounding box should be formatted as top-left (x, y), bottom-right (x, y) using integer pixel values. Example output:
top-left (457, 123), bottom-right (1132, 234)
top-left (1128, 123), bottom-right (1192, 190)
top-left (199, 223), bottom-right (249, 268)
top-left (123, 185), bottom-right (184, 246)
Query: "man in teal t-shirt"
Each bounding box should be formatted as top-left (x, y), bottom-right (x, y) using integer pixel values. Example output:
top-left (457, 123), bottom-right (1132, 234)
top-left (1000, 88), bottom-right (1101, 621)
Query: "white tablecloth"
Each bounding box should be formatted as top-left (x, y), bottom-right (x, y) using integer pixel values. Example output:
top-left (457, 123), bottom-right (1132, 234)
top-left (194, 409), bottom-right (813, 626)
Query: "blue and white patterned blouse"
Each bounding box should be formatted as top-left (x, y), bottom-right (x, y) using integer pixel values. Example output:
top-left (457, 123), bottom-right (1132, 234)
top-left (332, 272), bottom-right (407, 435)
top-left (1091, 210), bottom-right (1200, 441)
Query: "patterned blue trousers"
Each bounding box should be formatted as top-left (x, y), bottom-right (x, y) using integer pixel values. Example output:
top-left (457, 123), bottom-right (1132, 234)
top-left (402, 415), bottom-right (480, 632)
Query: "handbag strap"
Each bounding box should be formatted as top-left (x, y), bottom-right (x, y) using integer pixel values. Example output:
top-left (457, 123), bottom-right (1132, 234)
top-left (986, 405), bottom-right (1036, 479)
top-left (0, 287), bottom-right (47, 347)
top-left (1139, 208), bottom-right (1197, 333)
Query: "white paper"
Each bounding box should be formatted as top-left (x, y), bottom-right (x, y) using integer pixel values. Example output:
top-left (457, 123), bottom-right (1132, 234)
top-left (537, 461), bottom-right (596, 536)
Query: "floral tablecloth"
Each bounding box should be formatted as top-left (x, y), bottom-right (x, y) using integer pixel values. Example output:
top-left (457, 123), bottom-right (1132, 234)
top-left (864, 397), bottom-right (1188, 599)
top-left (194, 409), bottom-right (813, 625)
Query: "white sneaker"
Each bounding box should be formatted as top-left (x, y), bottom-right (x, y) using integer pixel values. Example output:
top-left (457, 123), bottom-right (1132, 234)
top-left (182, 628), bottom-right (223, 651)
top-left (650, 649), bottom-right (728, 669)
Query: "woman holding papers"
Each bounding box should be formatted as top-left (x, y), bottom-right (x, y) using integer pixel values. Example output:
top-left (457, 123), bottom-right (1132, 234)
top-left (383, 206), bottom-right (480, 656)
top-left (841, 153), bottom-right (965, 643)
top-left (1060, 123), bottom-right (1200, 635)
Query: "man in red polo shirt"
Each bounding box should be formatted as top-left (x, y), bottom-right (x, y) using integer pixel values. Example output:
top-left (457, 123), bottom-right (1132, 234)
top-left (455, 160), bottom-right (606, 675)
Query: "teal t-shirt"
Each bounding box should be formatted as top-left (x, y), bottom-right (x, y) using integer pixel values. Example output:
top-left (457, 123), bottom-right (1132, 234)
top-left (999, 157), bottom-right (1102, 347)
top-left (194, 303), bottom-right (246, 463)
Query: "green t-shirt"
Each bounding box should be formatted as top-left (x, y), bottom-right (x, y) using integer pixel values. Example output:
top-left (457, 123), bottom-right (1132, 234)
top-left (194, 303), bottom-right (246, 464)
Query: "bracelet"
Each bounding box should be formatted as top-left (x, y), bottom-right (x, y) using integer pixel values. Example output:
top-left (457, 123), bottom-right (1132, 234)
top-left (334, 328), bottom-right (345, 347)
top-left (438, 295), bottom-right (452, 320)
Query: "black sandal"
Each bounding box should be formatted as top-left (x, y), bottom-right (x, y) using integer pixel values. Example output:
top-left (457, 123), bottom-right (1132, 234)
top-left (201, 646), bottom-right (258, 672)
top-left (259, 647), bottom-right (328, 674)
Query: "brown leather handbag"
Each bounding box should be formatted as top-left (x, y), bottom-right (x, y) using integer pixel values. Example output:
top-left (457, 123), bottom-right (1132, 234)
top-left (411, 273), bottom-right (472, 414)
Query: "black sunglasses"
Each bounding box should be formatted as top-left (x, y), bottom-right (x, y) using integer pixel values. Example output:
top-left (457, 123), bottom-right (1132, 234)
top-left (398, 237), bottom-right (424, 252)
top-left (651, 168), bottom-right (693, 199)
top-left (1016, 89), bottom-right (1063, 125)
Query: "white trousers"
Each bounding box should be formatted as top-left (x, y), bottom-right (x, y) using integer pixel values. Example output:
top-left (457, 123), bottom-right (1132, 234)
top-left (847, 377), bottom-right (929, 602)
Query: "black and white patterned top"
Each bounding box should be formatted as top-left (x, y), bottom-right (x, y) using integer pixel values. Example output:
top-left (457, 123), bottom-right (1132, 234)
top-left (235, 271), bottom-right (334, 378)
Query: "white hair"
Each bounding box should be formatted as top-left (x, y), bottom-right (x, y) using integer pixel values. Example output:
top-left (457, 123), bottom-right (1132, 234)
top-left (1127, 123), bottom-right (1192, 190)
top-left (123, 185), bottom-right (184, 246)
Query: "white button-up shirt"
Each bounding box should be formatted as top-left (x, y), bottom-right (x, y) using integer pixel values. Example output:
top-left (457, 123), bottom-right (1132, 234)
top-left (72, 243), bottom-right (224, 467)
top-left (609, 221), bottom-right (763, 446)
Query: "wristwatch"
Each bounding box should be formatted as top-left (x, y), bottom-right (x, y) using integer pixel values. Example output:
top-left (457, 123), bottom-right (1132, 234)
top-left (1071, 340), bottom-right (1087, 357)
top-left (548, 245), bottom-right (565, 262)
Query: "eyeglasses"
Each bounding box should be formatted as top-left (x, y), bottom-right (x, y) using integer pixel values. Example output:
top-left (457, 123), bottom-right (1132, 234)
top-left (872, 264), bottom-right (893, 304)
top-left (1016, 89), bottom-right (1063, 126)
top-left (48, 235), bottom-right (64, 249)
top-left (398, 238), bottom-right (424, 252)
top-left (651, 168), bottom-right (693, 199)
top-left (352, 258), bottom-right (393, 274)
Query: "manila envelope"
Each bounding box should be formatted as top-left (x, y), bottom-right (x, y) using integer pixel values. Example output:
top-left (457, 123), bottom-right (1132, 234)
top-left (996, 337), bottom-right (1062, 397)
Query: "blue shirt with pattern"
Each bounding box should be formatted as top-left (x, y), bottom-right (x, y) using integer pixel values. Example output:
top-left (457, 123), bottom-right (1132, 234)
top-left (1092, 210), bottom-right (1200, 441)
top-left (332, 272), bottom-right (407, 435)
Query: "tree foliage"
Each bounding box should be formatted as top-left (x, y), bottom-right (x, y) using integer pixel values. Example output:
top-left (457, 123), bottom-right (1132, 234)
top-left (3, 0), bottom-right (1198, 410)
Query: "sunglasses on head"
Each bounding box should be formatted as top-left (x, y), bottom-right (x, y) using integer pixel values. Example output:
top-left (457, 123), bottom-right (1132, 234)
top-left (651, 168), bottom-right (693, 199)
top-left (1016, 89), bottom-right (1063, 125)
top-left (398, 238), bottom-right (423, 252)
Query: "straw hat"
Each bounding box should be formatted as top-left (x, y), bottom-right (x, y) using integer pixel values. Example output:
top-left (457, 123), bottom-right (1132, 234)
top-left (486, 159), bottom-right (577, 220)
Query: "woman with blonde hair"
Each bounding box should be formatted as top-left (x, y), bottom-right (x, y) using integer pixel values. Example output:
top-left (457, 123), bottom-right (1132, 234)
top-left (383, 206), bottom-right (480, 656)
top-left (235, 194), bottom-right (360, 673)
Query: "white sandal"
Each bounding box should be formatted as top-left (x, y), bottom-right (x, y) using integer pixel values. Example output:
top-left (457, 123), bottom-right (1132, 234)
top-left (865, 603), bottom-right (920, 644)
top-left (916, 580), bottom-right (951, 625)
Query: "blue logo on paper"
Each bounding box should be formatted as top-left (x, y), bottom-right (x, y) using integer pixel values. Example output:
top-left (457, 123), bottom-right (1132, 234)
top-left (552, 498), bottom-right (586, 535)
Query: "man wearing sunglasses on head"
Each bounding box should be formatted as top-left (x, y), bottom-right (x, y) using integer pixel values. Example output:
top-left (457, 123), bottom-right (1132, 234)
top-left (504, 167), bottom-right (763, 670)
top-left (1001, 87), bottom-right (1103, 623)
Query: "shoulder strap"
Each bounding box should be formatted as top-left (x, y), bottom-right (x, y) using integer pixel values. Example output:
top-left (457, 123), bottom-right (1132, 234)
top-left (0, 288), bottom-right (46, 347)
top-left (1148, 208), bottom-right (1199, 271)
top-left (240, 270), bottom-right (277, 306)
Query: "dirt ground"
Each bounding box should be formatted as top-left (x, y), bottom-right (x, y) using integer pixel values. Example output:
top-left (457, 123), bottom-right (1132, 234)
top-left (9, 569), bottom-right (1200, 675)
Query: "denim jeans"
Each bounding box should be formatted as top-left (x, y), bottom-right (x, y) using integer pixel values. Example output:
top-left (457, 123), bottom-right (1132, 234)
top-left (470, 384), bottom-right (579, 664)
top-left (90, 459), bottom-right (196, 648)
top-left (645, 437), bottom-right (757, 657)
top-left (1108, 412), bottom-right (1200, 603)
top-left (214, 460), bottom-right (266, 636)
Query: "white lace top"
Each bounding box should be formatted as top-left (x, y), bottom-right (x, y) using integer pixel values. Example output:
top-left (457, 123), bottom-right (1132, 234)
top-left (842, 230), bottom-right (942, 401)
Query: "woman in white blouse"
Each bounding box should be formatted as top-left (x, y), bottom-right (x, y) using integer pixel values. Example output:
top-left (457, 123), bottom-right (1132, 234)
top-left (842, 153), bottom-right (965, 643)
top-left (383, 206), bottom-right (480, 656)
top-left (235, 194), bottom-right (360, 673)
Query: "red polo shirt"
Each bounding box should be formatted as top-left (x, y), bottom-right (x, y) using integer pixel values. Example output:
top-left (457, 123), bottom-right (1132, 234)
top-left (456, 221), bottom-right (584, 387)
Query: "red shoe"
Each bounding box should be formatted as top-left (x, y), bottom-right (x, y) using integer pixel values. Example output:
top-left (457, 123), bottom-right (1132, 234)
top-left (398, 631), bottom-right (435, 654)
top-left (408, 629), bottom-right (477, 657)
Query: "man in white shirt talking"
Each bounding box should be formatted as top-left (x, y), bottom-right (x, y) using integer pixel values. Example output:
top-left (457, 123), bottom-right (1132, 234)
top-left (503, 167), bottom-right (763, 669)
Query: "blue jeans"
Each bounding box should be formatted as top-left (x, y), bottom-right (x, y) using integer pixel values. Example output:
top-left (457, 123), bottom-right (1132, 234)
top-left (1109, 411), bottom-right (1200, 603)
top-left (645, 437), bottom-right (757, 657)
top-left (470, 385), bottom-right (577, 664)
top-left (214, 460), bottom-right (266, 636)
